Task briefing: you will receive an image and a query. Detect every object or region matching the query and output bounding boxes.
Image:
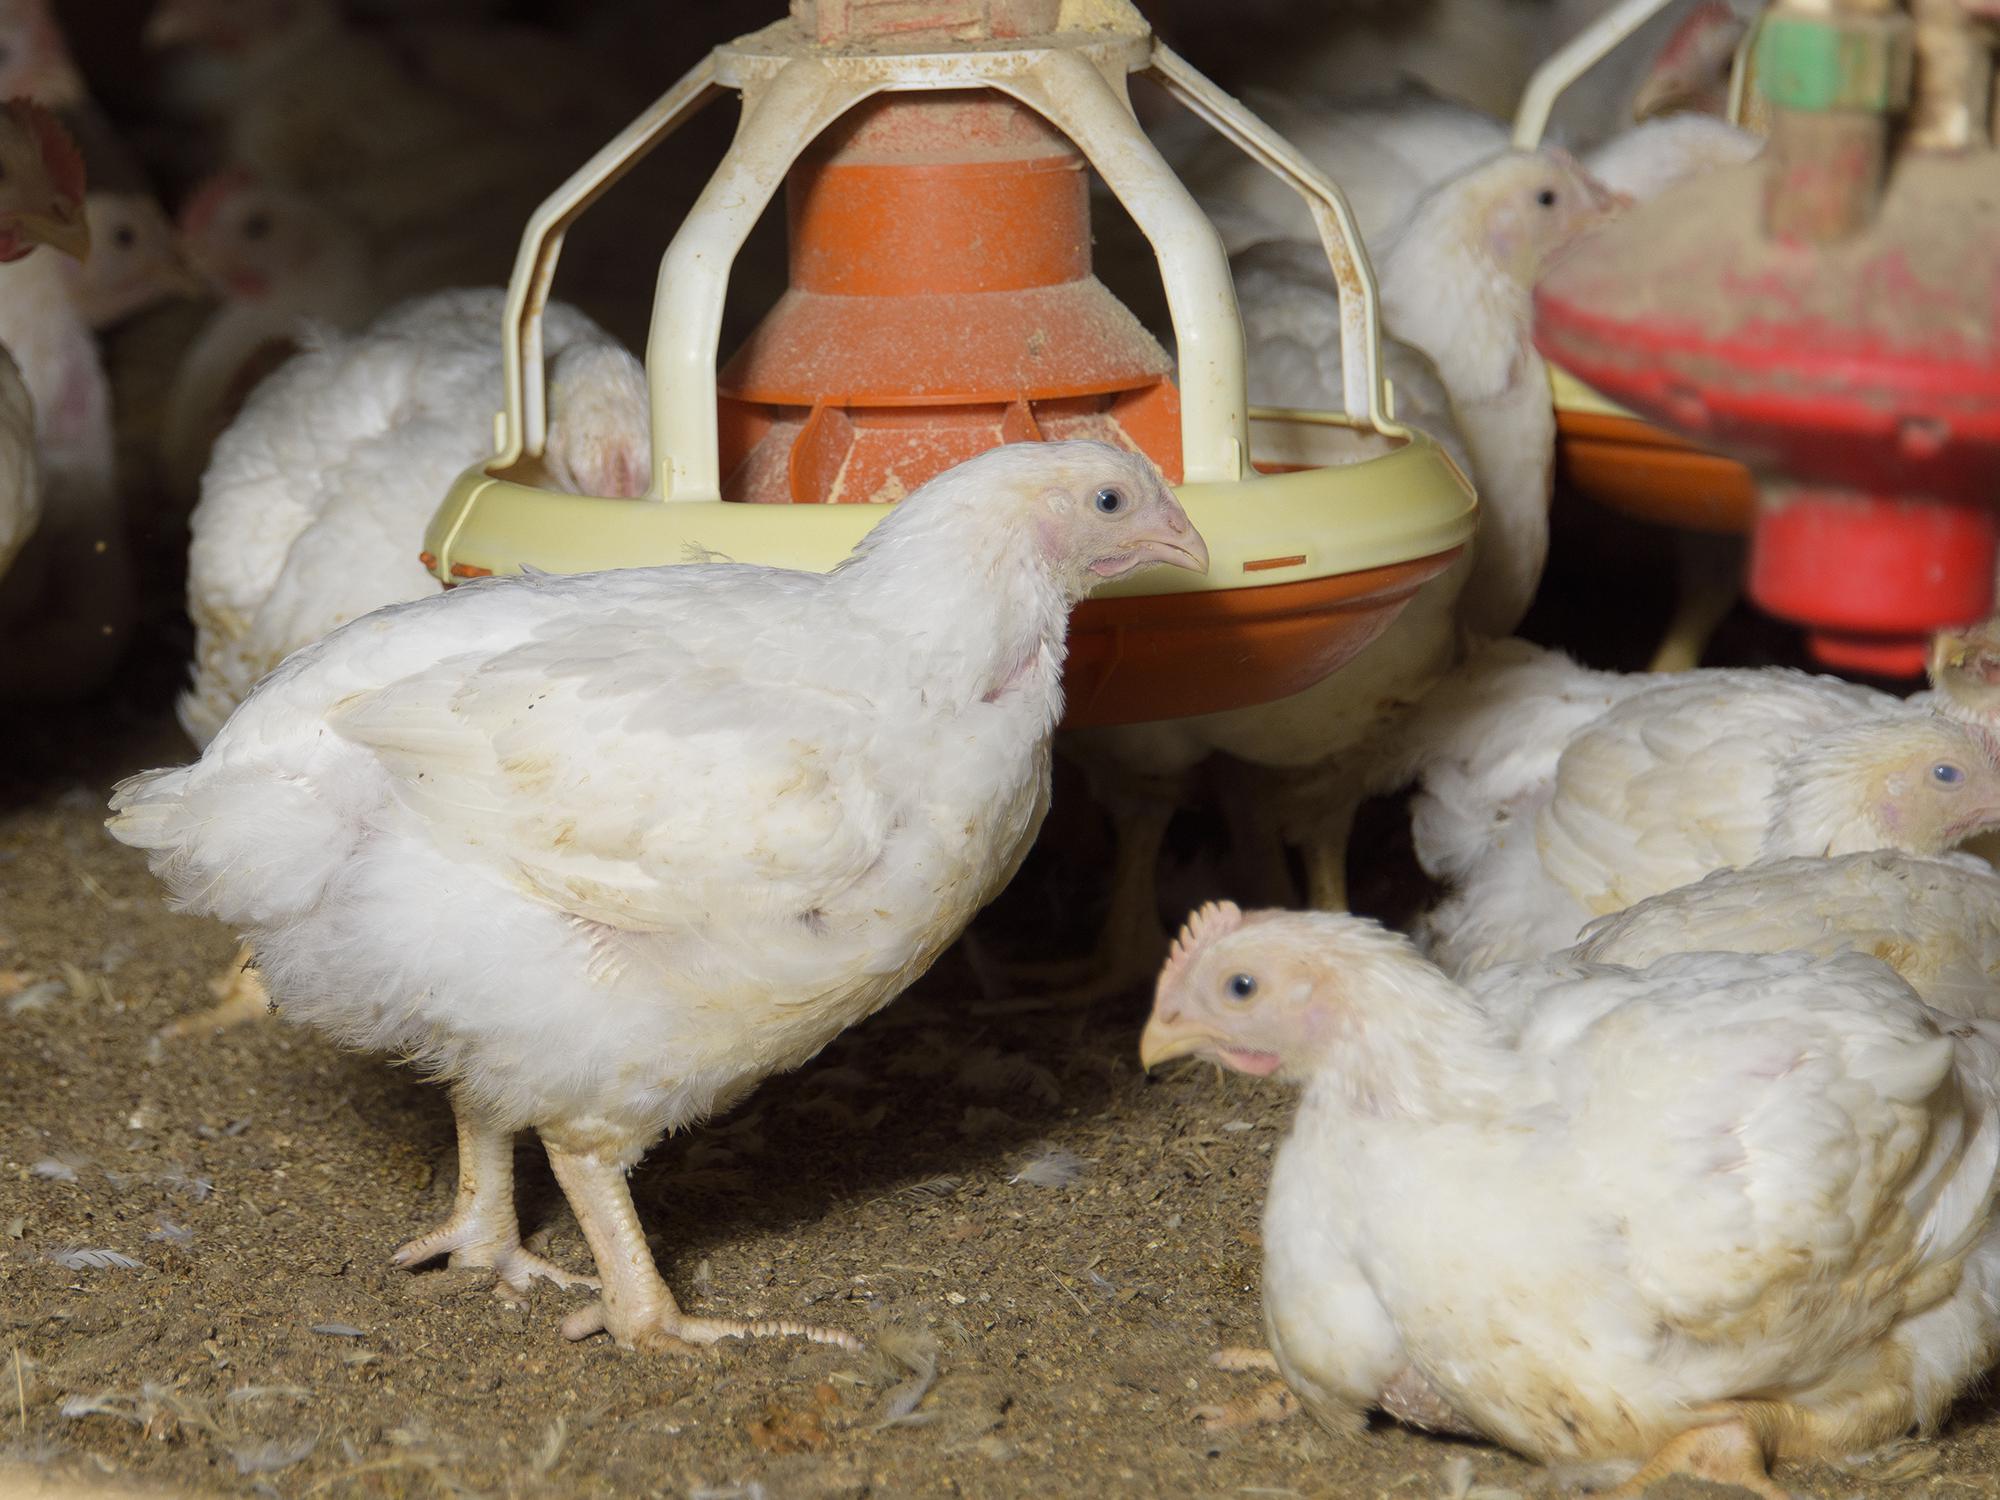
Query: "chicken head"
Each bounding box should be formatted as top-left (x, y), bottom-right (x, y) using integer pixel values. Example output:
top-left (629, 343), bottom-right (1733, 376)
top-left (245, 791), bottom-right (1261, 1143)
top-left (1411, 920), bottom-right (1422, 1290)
top-left (75, 190), bottom-right (200, 328)
top-left (1141, 901), bottom-right (1332, 1082)
top-left (1771, 713), bottom-right (2000, 858)
top-left (178, 170), bottom-right (338, 301)
top-left (543, 343), bottom-right (652, 501)
top-left (0, 97), bottom-right (86, 262)
top-left (1931, 619), bottom-right (2000, 728)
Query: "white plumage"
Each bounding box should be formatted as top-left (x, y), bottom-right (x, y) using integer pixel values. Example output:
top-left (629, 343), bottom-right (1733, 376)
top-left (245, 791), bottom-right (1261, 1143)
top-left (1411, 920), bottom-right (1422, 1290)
top-left (1399, 643), bottom-right (2000, 973)
top-left (1570, 851), bottom-right (2000, 1021)
top-left (1581, 112), bottom-right (1762, 203)
top-left (1175, 82), bottom-right (1510, 255)
top-left (1036, 151), bottom-right (1621, 1003)
top-left (111, 441), bottom-right (1205, 1353)
top-left (179, 287), bottom-right (649, 748)
top-left (1141, 904), bottom-right (2000, 1495)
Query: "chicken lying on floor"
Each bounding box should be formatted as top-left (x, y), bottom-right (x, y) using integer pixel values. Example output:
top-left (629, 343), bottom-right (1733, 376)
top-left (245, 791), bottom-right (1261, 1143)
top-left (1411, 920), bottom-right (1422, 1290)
top-left (162, 287), bottom-right (649, 1040)
top-left (111, 441), bottom-right (1207, 1352)
top-left (1141, 901), bottom-right (2000, 1499)
top-left (1391, 640), bottom-right (2000, 974)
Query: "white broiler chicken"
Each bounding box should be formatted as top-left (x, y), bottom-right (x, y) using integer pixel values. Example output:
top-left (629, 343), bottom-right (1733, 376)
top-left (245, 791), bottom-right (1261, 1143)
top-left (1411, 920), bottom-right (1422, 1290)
top-left (0, 97), bottom-right (90, 582)
top-left (1402, 643), bottom-right (2000, 973)
top-left (0, 99), bottom-right (133, 699)
top-left (110, 442), bottom-right (1207, 1351)
top-left (162, 170), bottom-right (375, 501)
top-left (1174, 82), bottom-right (1511, 255)
top-left (1570, 851), bottom-right (2000, 1021)
top-left (1030, 151), bottom-right (1620, 1002)
top-left (1582, 112), bottom-right (1762, 203)
top-left (1140, 902), bottom-right (2000, 1499)
top-left (168, 287), bottom-right (650, 1038)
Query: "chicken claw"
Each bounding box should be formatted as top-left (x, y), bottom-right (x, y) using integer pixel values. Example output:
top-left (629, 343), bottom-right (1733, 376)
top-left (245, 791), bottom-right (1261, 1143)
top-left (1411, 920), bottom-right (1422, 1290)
top-left (1211, 1346), bottom-right (1280, 1373)
top-left (157, 943), bottom-right (271, 1039)
top-left (543, 1141), bottom-right (860, 1355)
top-left (1193, 1380), bottom-right (1298, 1432)
top-left (1601, 1417), bottom-right (1794, 1500)
top-left (393, 1097), bottom-right (596, 1293)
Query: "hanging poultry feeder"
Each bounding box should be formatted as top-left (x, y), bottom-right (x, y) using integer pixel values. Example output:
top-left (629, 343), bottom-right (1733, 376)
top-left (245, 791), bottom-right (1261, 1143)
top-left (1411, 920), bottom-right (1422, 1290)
top-left (1514, 0), bottom-right (1765, 545)
top-left (1532, 0), bottom-right (2000, 676)
top-left (420, 0), bottom-right (1474, 728)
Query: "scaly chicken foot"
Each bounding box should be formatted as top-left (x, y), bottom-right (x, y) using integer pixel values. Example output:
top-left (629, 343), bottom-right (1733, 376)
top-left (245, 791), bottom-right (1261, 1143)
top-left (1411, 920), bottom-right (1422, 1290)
top-left (1600, 1417), bottom-right (1793, 1500)
top-left (543, 1141), bottom-right (860, 1354)
top-left (393, 1098), bottom-right (596, 1293)
top-left (1194, 1346), bottom-right (1297, 1431)
top-left (157, 943), bottom-right (272, 1039)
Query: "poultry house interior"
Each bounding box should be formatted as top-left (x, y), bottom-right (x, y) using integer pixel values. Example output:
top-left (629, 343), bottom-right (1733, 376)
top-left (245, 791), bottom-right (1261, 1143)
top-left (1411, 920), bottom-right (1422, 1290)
top-left (4, 0), bottom-right (1999, 1497)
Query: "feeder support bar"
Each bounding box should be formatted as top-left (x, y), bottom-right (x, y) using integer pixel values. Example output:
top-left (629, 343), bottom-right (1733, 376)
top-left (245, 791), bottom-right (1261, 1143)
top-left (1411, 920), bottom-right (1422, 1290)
top-left (1513, 0), bottom-right (1686, 146)
top-left (648, 61), bottom-right (870, 501)
top-left (996, 47), bottom-right (1248, 483)
top-left (1146, 44), bottom-right (1397, 438)
top-left (495, 57), bottom-right (723, 471)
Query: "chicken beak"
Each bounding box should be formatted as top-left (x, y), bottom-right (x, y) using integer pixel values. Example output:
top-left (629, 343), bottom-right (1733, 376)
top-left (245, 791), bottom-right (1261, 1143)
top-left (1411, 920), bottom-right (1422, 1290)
top-left (1132, 501), bottom-right (1210, 576)
top-left (20, 206), bottom-right (90, 262)
top-left (1139, 1012), bottom-right (1208, 1072)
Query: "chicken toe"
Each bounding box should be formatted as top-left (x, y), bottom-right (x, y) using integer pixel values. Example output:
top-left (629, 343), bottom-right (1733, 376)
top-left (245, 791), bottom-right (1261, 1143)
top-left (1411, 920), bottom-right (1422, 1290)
top-left (394, 1097), bottom-right (595, 1293)
top-left (1193, 1380), bottom-right (1299, 1432)
top-left (157, 943), bottom-right (272, 1039)
top-left (1602, 1418), bottom-right (1794, 1500)
top-left (543, 1139), bottom-right (860, 1354)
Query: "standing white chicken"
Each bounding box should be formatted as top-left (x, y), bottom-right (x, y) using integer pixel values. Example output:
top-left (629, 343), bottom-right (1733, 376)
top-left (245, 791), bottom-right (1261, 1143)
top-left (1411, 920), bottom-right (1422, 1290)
top-left (110, 442), bottom-right (1207, 1351)
top-left (1031, 151), bottom-right (1620, 1002)
top-left (0, 97), bottom-right (90, 582)
top-left (1570, 851), bottom-right (2000, 1021)
top-left (167, 287), bottom-right (650, 1038)
top-left (1140, 902), bottom-right (2000, 1499)
top-left (1403, 645), bottom-right (2000, 973)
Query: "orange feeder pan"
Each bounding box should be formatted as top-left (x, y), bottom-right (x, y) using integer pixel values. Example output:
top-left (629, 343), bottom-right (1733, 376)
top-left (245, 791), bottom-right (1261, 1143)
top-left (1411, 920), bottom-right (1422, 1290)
top-left (421, 0), bottom-right (1475, 727)
top-left (1551, 371), bottom-right (1760, 536)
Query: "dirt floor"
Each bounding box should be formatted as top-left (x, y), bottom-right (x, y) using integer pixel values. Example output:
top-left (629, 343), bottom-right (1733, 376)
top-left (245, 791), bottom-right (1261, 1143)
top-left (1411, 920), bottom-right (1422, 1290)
top-left (4, 516), bottom-right (1996, 1500)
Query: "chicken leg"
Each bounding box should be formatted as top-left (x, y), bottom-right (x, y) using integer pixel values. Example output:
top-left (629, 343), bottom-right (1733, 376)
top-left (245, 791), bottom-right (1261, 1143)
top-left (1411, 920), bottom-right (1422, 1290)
top-left (157, 943), bottom-right (272, 1040)
top-left (1262, 762), bottom-right (1362, 912)
top-left (393, 1093), bottom-right (596, 1293)
top-left (542, 1139), bottom-right (860, 1354)
top-left (1648, 531), bottom-right (1742, 675)
top-left (984, 777), bottom-right (1182, 1010)
top-left (1603, 1417), bottom-right (1793, 1500)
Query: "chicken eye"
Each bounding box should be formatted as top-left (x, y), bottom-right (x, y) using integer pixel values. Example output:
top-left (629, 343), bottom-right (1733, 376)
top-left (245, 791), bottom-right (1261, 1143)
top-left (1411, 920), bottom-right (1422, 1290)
top-left (242, 212), bottom-right (273, 241)
top-left (1225, 973), bottom-right (1258, 1002)
top-left (1933, 763), bottom-right (1966, 787)
top-left (1536, 188), bottom-right (1558, 208)
top-left (1094, 487), bottom-right (1125, 515)
top-left (114, 225), bottom-right (136, 248)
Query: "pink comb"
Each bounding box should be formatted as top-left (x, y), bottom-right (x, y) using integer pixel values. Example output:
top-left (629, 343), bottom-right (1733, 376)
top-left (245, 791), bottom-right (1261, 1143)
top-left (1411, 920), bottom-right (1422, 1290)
top-left (178, 166), bottom-right (256, 243)
top-left (1157, 900), bottom-right (1244, 995)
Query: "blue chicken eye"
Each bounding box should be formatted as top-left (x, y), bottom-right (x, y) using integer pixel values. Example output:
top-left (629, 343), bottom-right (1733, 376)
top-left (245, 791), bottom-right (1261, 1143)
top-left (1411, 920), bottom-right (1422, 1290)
top-left (1934, 763), bottom-right (1966, 786)
top-left (1094, 487), bottom-right (1124, 515)
top-left (1226, 973), bottom-right (1258, 1001)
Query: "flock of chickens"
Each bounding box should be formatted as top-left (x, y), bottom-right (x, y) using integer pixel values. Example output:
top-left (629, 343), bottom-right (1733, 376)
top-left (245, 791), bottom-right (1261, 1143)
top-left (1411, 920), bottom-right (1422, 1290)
top-left (2, 0), bottom-right (1997, 1496)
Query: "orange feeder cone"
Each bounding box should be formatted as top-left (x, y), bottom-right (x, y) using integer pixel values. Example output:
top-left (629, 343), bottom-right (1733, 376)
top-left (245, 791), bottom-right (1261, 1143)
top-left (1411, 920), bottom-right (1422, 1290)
top-left (720, 91), bottom-right (1182, 502)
